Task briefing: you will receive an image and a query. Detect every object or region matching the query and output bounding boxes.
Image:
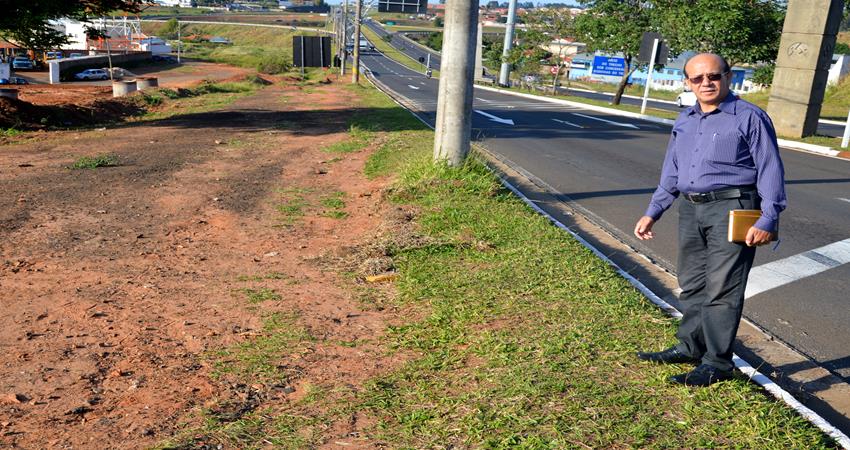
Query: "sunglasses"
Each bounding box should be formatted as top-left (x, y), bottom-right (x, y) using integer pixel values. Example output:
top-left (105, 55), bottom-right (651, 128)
top-left (687, 71), bottom-right (727, 84)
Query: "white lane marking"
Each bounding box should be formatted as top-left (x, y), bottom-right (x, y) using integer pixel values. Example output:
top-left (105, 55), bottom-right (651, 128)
top-left (837, 197), bottom-right (850, 204)
top-left (476, 97), bottom-right (492, 102)
top-left (745, 238), bottom-right (850, 298)
top-left (420, 82), bottom-right (426, 86)
top-left (552, 118), bottom-right (585, 129)
top-left (474, 109), bottom-right (515, 125)
top-left (571, 113), bottom-right (639, 129)
top-left (407, 85), bottom-right (420, 90)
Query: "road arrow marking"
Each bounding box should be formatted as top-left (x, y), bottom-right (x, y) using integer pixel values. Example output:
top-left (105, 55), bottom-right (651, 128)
top-left (552, 118), bottom-right (585, 129)
top-left (408, 85), bottom-right (420, 90)
top-left (571, 113), bottom-right (639, 129)
top-left (475, 97), bottom-right (492, 102)
top-left (474, 110), bottom-right (514, 125)
top-left (837, 197), bottom-right (850, 204)
top-left (745, 238), bottom-right (850, 298)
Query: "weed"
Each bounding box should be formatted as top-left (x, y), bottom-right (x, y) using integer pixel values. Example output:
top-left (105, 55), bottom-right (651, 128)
top-left (138, 92), bottom-right (163, 107)
top-left (239, 288), bottom-right (281, 304)
top-left (236, 272), bottom-right (287, 282)
top-left (69, 154), bottom-right (119, 169)
top-left (1, 128), bottom-right (23, 138)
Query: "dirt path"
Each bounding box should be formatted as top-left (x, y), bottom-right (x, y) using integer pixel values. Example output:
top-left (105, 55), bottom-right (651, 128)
top-left (0, 80), bottom-right (399, 448)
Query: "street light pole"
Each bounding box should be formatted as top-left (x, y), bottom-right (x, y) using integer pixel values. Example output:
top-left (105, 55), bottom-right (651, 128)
top-left (340, 0), bottom-right (348, 76)
top-left (498, 0), bottom-right (517, 87)
top-left (433, 0), bottom-right (479, 165)
top-left (351, 0), bottom-right (362, 83)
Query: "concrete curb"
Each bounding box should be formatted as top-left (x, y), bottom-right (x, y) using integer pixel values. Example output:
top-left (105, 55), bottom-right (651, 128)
top-left (473, 84), bottom-right (850, 161)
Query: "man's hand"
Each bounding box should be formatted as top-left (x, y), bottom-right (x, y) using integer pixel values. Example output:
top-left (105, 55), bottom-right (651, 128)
top-left (634, 216), bottom-right (656, 240)
top-left (745, 226), bottom-right (775, 247)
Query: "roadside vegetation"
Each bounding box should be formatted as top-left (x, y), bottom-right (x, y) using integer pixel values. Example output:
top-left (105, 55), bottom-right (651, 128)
top-left (141, 22), bottom-right (309, 73)
top-left (69, 153), bottom-right (119, 169)
top-left (135, 76), bottom-right (270, 121)
top-left (158, 80), bottom-right (838, 448)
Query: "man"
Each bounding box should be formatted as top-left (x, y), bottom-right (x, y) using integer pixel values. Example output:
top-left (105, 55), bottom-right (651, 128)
top-left (634, 53), bottom-right (786, 386)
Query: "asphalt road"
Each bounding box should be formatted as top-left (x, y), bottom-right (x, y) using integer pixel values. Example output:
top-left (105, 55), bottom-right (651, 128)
top-left (363, 19), bottom-right (441, 72)
top-left (555, 86), bottom-right (848, 138)
top-left (361, 50), bottom-right (850, 382)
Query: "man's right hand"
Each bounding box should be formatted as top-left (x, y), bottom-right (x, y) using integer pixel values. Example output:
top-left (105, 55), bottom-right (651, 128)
top-left (634, 216), bottom-right (656, 240)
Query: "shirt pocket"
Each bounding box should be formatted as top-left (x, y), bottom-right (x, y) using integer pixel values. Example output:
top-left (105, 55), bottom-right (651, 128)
top-left (707, 131), bottom-right (744, 164)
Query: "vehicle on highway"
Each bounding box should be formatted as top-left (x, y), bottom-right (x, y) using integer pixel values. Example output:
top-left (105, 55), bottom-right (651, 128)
top-left (74, 68), bottom-right (109, 81)
top-left (676, 89), bottom-right (697, 107)
top-left (359, 38), bottom-right (375, 52)
top-left (209, 36), bottom-right (232, 44)
top-left (12, 57), bottom-right (34, 70)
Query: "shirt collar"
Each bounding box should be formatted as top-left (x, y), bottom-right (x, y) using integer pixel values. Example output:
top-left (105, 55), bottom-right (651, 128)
top-left (688, 92), bottom-right (737, 116)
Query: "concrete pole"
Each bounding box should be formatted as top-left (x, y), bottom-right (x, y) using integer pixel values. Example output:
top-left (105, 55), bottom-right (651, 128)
top-left (340, 0), bottom-right (348, 76)
top-left (176, 20), bottom-right (181, 64)
top-left (498, 0), bottom-right (518, 87)
top-left (767, 0), bottom-right (844, 137)
top-left (640, 38), bottom-right (659, 115)
top-left (433, 0), bottom-right (479, 166)
top-left (351, 0), bottom-right (362, 83)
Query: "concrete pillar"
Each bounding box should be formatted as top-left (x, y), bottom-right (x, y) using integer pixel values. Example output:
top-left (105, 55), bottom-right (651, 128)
top-left (0, 88), bottom-right (19, 100)
top-left (112, 80), bottom-right (137, 97)
top-left (136, 77), bottom-right (159, 90)
top-left (49, 61), bottom-right (60, 84)
top-left (351, 0), bottom-right (362, 83)
top-left (767, 0), bottom-right (844, 138)
top-left (474, 22), bottom-right (484, 81)
top-left (433, 0), bottom-right (479, 166)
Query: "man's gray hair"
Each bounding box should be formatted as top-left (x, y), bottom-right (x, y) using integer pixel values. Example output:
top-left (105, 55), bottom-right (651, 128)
top-left (683, 53), bottom-right (731, 78)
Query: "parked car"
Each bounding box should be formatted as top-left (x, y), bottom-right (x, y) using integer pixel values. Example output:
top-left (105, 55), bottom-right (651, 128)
top-left (676, 89), bottom-right (697, 107)
top-left (46, 51), bottom-right (63, 60)
top-left (74, 69), bottom-right (109, 81)
top-left (68, 53), bottom-right (84, 58)
top-left (0, 78), bottom-right (8, 85)
top-left (12, 57), bottom-right (34, 70)
top-left (8, 77), bottom-right (29, 85)
top-left (152, 54), bottom-right (178, 63)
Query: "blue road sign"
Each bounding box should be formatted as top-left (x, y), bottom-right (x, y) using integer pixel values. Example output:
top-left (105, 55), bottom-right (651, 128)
top-left (592, 56), bottom-right (625, 77)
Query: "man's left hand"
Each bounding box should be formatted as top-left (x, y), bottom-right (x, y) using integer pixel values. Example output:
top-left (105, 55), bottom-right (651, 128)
top-left (745, 226), bottom-right (775, 247)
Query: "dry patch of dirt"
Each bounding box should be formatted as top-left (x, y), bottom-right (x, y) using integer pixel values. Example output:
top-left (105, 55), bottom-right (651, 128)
top-left (0, 79), bottom-right (407, 448)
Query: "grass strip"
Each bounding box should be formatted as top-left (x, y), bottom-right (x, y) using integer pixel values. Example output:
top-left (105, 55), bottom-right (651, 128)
top-left (349, 82), bottom-right (838, 448)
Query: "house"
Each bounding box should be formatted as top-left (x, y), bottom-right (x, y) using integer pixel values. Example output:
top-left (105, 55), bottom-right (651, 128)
top-left (154, 0), bottom-right (194, 6)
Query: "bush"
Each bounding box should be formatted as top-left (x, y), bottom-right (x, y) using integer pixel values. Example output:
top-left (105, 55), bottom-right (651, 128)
top-left (256, 53), bottom-right (291, 74)
top-left (752, 64), bottom-right (775, 87)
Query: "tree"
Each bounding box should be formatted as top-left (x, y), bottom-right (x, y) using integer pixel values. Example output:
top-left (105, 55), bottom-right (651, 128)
top-left (522, 8), bottom-right (573, 93)
top-left (0, 1), bottom-right (149, 53)
top-left (654, 0), bottom-right (784, 67)
top-left (835, 42), bottom-right (850, 55)
top-left (573, 0), bottom-right (653, 105)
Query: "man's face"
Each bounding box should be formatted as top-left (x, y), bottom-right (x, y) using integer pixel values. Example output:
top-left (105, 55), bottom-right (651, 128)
top-left (685, 55), bottom-right (731, 107)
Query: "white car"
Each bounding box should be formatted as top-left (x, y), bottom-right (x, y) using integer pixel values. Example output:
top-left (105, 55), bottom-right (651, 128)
top-left (74, 69), bottom-right (109, 80)
top-left (676, 89), bottom-right (697, 107)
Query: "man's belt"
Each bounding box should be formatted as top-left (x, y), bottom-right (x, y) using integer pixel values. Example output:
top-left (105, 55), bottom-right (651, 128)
top-left (683, 186), bottom-right (756, 204)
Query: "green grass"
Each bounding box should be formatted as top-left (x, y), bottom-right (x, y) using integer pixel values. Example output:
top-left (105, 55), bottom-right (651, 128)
top-left (348, 82), bottom-right (838, 448)
top-left (69, 154), bottom-right (119, 169)
top-left (158, 81), bottom-right (838, 449)
top-left (319, 191), bottom-right (348, 219)
top-left (1, 127), bottom-right (23, 138)
top-left (322, 124), bottom-right (372, 153)
top-left (138, 79), bottom-right (267, 121)
top-left (141, 23), bottom-right (311, 73)
top-left (239, 288), bottom-right (282, 304)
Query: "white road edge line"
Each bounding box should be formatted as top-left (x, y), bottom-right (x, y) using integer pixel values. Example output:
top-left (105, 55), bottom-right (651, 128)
top-left (363, 70), bottom-right (850, 449)
top-left (552, 118), bottom-right (585, 129)
top-left (745, 238), bottom-right (850, 299)
top-left (572, 112), bottom-right (639, 129)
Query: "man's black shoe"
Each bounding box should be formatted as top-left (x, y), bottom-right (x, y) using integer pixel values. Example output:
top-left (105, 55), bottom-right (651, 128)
top-left (636, 347), bottom-right (700, 365)
top-left (669, 364), bottom-right (734, 387)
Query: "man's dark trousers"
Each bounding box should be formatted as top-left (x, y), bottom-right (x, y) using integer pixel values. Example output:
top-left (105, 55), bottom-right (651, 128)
top-left (674, 193), bottom-right (759, 371)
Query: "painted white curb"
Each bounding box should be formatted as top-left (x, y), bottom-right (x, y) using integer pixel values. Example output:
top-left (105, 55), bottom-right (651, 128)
top-left (474, 85), bottom-right (843, 158)
top-left (365, 71), bottom-right (850, 448)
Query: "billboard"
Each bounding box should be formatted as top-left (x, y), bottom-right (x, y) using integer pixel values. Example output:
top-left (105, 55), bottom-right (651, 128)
top-left (591, 56), bottom-right (625, 77)
top-left (293, 36), bottom-right (332, 68)
top-left (378, 0), bottom-right (427, 14)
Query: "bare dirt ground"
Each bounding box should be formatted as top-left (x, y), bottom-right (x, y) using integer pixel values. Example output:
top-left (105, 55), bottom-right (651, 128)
top-left (0, 79), bottom-right (402, 448)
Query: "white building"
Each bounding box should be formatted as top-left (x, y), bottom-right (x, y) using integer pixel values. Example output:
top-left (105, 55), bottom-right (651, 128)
top-left (154, 0), bottom-right (194, 6)
top-left (829, 54), bottom-right (850, 85)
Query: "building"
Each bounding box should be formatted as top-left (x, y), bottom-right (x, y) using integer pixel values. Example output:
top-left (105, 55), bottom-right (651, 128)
top-left (153, 0), bottom-right (194, 6)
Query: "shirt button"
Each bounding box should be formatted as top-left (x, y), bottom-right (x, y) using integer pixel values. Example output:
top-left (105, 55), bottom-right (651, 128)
top-left (691, 165), bottom-right (695, 167)
top-left (690, 181), bottom-right (694, 184)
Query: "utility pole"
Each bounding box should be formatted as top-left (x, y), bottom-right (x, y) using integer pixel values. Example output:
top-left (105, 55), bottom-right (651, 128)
top-left (433, 0), bottom-right (479, 165)
top-left (340, 0), bottom-right (348, 76)
top-left (498, 0), bottom-right (517, 87)
top-left (351, 0), bottom-right (362, 83)
top-left (176, 19), bottom-right (181, 64)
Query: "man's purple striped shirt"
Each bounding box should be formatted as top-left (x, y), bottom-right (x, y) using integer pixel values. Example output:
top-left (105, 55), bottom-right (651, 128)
top-left (645, 93), bottom-right (786, 232)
